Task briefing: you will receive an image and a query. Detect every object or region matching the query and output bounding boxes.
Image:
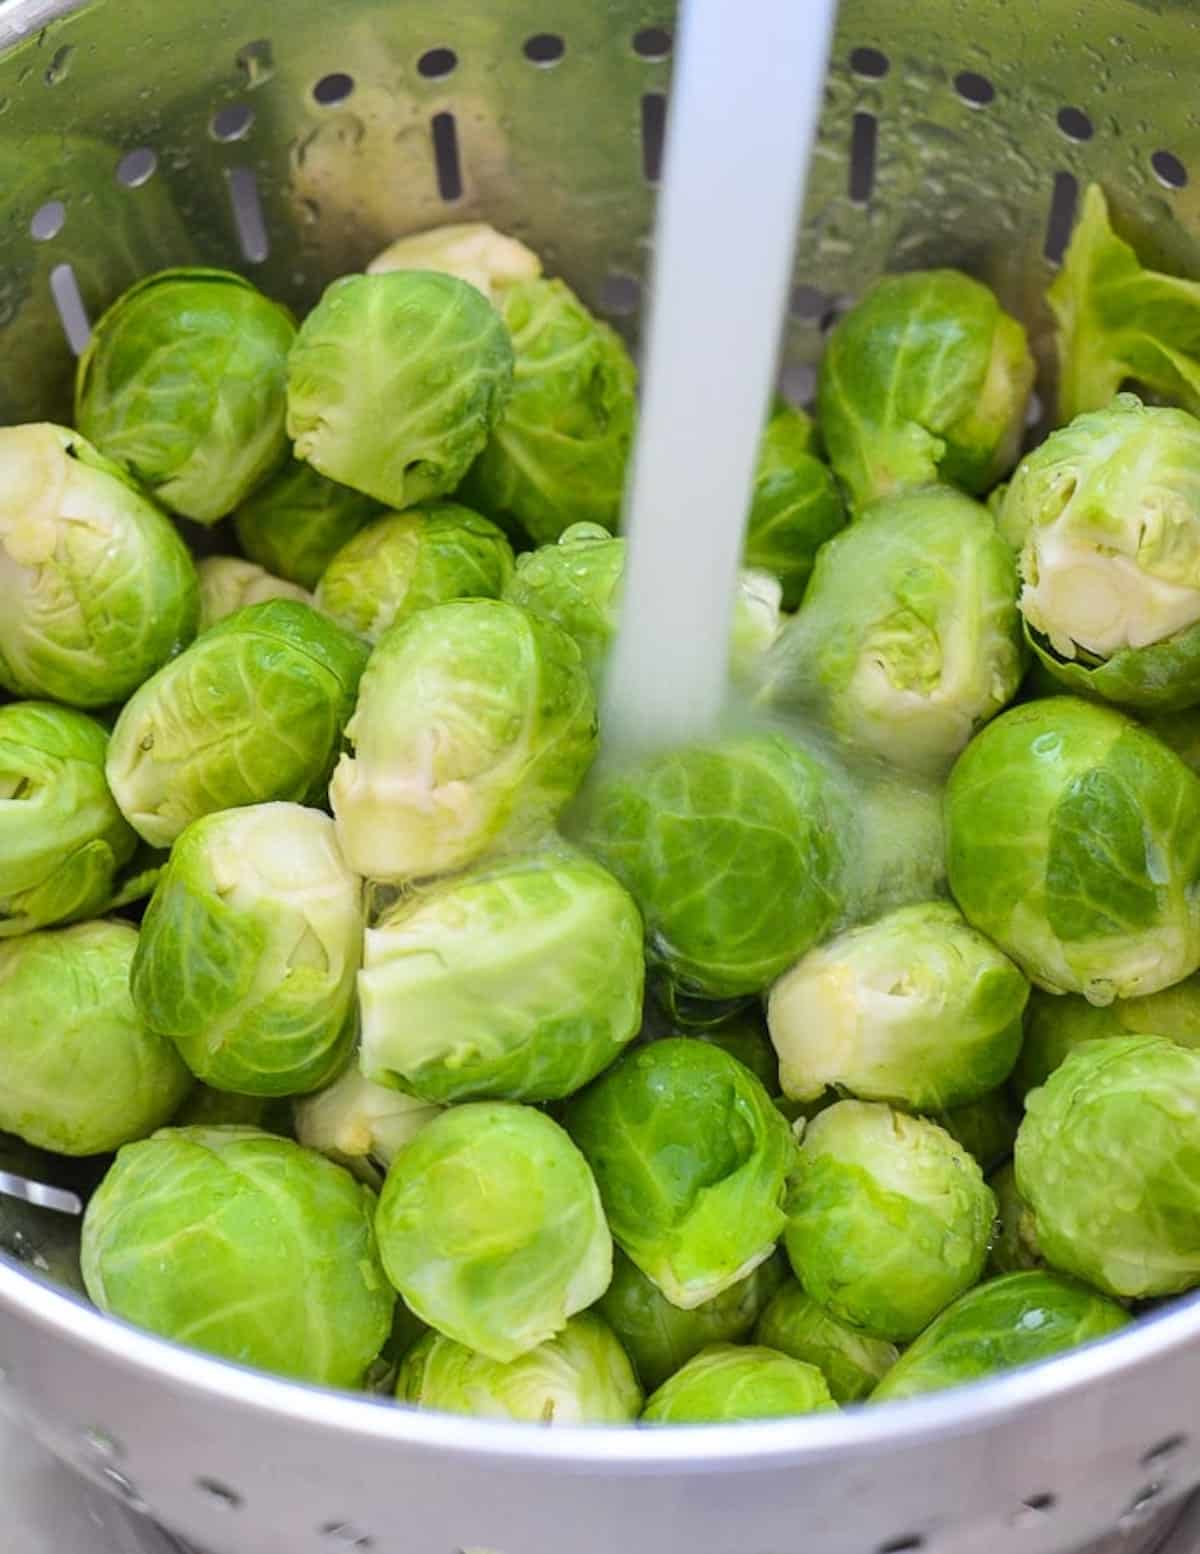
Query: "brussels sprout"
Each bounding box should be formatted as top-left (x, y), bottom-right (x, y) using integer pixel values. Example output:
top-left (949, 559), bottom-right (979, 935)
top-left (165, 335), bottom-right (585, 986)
top-left (999, 395), bottom-right (1200, 711)
top-left (505, 523), bottom-right (781, 685)
top-left (1016, 1035), bottom-right (1200, 1298)
top-left (458, 279), bottom-right (636, 544)
top-left (641, 1344), bottom-right (836, 1423)
top-left (107, 600), bottom-right (368, 848)
top-left (131, 804), bottom-right (361, 1096)
top-left (0, 921), bottom-right (190, 1155)
top-left (315, 504), bottom-right (514, 643)
top-left (817, 270), bottom-right (1034, 512)
top-left (767, 901), bottom-right (1027, 1110)
top-left (564, 1039), bottom-right (796, 1309)
top-left (376, 1102), bottom-right (611, 1361)
top-left (287, 271), bottom-right (514, 510)
top-left (763, 486), bottom-right (1024, 776)
top-left (597, 1248), bottom-right (785, 1393)
top-left (742, 403), bottom-right (846, 610)
top-left (294, 1065), bottom-right (441, 1188)
top-left (687, 1011), bottom-right (781, 1094)
top-left (196, 556), bottom-right (311, 631)
top-left (75, 269), bottom-right (295, 522)
top-left (0, 424), bottom-right (198, 706)
top-left (1143, 706), bottom-right (1200, 774)
top-left (570, 733), bottom-right (851, 999)
top-left (987, 1162), bottom-right (1042, 1275)
top-left (397, 1312), bottom-right (641, 1424)
top-left (82, 1126), bottom-right (393, 1386)
top-left (235, 459), bottom-right (382, 589)
top-left (367, 222), bottom-right (542, 303)
top-left (360, 848), bottom-right (642, 1104)
top-left (871, 1272), bottom-right (1130, 1402)
top-left (1050, 183), bottom-right (1200, 426)
top-left (849, 768), bottom-right (948, 922)
top-left (785, 1101), bottom-right (995, 1342)
top-left (933, 1088), bottom-right (1021, 1174)
top-left (174, 1084), bottom-right (292, 1136)
top-left (0, 701), bottom-right (137, 937)
top-left (331, 599), bottom-right (596, 883)
top-left (753, 1280), bottom-right (899, 1403)
top-left (945, 696), bottom-right (1200, 1002)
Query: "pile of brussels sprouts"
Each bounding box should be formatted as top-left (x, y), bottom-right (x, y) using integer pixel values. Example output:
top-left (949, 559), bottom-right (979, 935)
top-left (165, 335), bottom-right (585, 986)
top-left (6, 185), bottom-right (1200, 1429)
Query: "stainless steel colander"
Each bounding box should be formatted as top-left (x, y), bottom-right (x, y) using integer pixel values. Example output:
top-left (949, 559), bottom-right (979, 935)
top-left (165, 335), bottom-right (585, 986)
top-left (2, 1), bottom-right (1200, 1550)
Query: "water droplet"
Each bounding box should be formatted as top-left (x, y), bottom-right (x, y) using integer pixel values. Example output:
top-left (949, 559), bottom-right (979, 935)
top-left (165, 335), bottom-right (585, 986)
top-left (44, 44), bottom-right (73, 86)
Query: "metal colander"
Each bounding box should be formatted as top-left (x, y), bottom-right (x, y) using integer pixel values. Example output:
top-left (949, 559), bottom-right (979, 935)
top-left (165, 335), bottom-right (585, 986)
top-left (1, 0), bottom-right (1200, 1551)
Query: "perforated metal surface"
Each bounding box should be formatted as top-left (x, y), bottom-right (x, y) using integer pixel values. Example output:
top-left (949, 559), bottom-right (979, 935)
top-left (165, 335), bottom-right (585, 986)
top-left (3, 1), bottom-right (1200, 1551)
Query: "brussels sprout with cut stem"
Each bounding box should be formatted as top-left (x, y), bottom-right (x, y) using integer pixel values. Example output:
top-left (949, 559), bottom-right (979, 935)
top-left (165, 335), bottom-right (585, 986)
top-left (82, 1126), bottom-right (394, 1387)
top-left (1016, 1035), bottom-right (1200, 1299)
top-left (743, 402), bottom-right (846, 610)
top-left (234, 459), bottom-right (382, 590)
top-left (763, 485), bottom-right (1025, 777)
top-left (331, 599), bottom-right (596, 883)
top-left (316, 504), bottom-right (514, 643)
top-left (359, 847), bottom-right (643, 1104)
top-left (75, 268), bottom-right (295, 523)
top-left (0, 701), bottom-right (137, 937)
top-left (287, 271), bottom-right (514, 510)
top-left (767, 900), bottom-right (1028, 1111)
top-left (0, 921), bottom-right (191, 1156)
top-left (294, 1065), bottom-right (441, 1189)
top-left (871, 1272), bottom-right (1129, 1402)
top-left (131, 804), bottom-right (362, 1097)
top-left (754, 1280), bottom-right (899, 1404)
top-left (106, 600), bottom-right (368, 848)
top-left (945, 696), bottom-right (1200, 1003)
top-left (564, 1039), bottom-right (797, 1310)
top-left (817, 269), bottom-right (1033, 513)
top-left (641, 1344), bottom-right (836, 1424)
top-left (0, 424), bottom-right (198, 707)
top-left (785, 1100), bottom-right (995, 1342)
top-left (196, 556), bottom-right (312, 631)
top-left (367, 222), bottom-right (542, 303)
top-left (376, 1101), bottom-right (611, 1362)
top-left (397, 1312), bottom-right (641, 1424)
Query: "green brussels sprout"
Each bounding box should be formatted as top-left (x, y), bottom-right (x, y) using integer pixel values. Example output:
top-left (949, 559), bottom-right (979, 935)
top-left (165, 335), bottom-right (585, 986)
top-left (987, 1162), bottom-right (1042, 1275)
top-left (743, 403), bottom-right (847, 610)
top-left (75, 269), bottom-right (295, 523)
top-left (331, 599), bottom-right (596, 883)
top-left (1013, 989), bottom-right (1124, 1100)
top-left (360, 848), bottom-right (643, 1104)
top-left (817, 269), bottom-right (1034, 512)
top-left (0, 921), bottom-right (190, 1155)
top-left (397, 1312), bottom-right (641, 1424)
top-left (999, 395), bottom-right (1200, 711)
top-left (570, 733), bottom-right (851, 1000)
top-left (376, 1102), bottom-right (611, 1361)
top-left (641, 1343), bottom-right (836, 1423)
top-left (564, 1039), bottom-right (797, 1309)
top-left (458, 279), bottom-right (636, 544)
top-left (763, 486), bottom-right (1024, 777)
top-left (753, 1280), bottom-right (899, 1403)
top-left (0, 701), bottom-right (137, 937)
top-left (785, 1100), bottom-right (995, 1342)
top-left (367, 221), bottom-right (542, 303)
top-left (687, 1011), bottom-right (781, 1094)
top-left (315, 504), bottom-right (515, 643)
top-left (871, 1272), bottom-right (1130, 1402)
top-left (196, 556), bottom-right (312, 632)
top-left (106, 600), bottom-right (368, 848)
top-left (504, 523), bottom-right (781, 685)
top-left (234, 459), bottom-right (382, 589)
top-left (0, 424), bottom-right (198, 707)
top-left (1143, 706), bottom-right (1200, 774)
top-left (294, 1065), bottom-right (441, 1188)
top-left (287, 271), bottom-right (514, 510)
top-left (1016, 1035), bottom-right (1200, 1298)
top-left (945, 696), bottom-right (1200, 1002)
top-left (597, 1248), bottom-right (785, 1392)
top-left (174, 1084), bottom-right (292, 1136)
top-left (767, 901), bottom-right (1028, 1110)
top-left (933, 1088), bottom-right (1021, 1174)
top-left (82, 1126), bottom-right (393, 1386)
top-left (1049, 183), bottom-right (1200, 426)
top-left (131, 804), bottom-right (361, 1097)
